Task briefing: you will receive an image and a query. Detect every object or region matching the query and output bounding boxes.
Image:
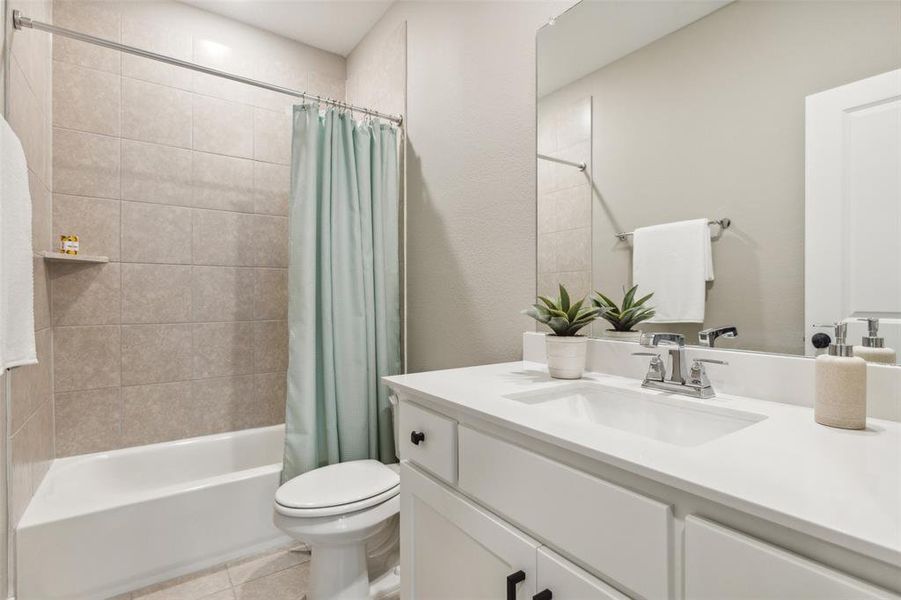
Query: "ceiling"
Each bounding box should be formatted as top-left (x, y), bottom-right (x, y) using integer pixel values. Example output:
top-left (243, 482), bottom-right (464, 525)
top-left (538, 1), bottom-right (730, 96)
top-left (178, 0), bottom-right (395, 56)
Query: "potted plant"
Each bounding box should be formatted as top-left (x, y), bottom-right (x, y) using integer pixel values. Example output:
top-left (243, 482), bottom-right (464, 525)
top-left (524, 284), bottom-right (600, 379)
top-left (592, 285), bottom-right (655, 341)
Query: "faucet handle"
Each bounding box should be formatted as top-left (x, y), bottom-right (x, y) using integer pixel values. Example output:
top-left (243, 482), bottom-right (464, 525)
top-left (632, 352), bottom-right (659, 357)
top-left (692, 358), bottom-right (729, 366)
top-left (688, 358), bottom-right (728, 388)
top-left (633, 352), bottom-right (665, 382)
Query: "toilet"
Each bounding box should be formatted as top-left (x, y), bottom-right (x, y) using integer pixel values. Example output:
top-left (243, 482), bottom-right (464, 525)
top-left (274, 401), bottom-right (401, 600)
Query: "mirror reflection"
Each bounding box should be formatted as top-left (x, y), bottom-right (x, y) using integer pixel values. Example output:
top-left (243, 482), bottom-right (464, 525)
top-left (536, 0), bottom-right (901, 363)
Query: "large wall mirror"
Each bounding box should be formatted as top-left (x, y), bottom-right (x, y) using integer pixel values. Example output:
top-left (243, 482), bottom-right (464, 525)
top-left (536, 0), bottom-right (901, 363)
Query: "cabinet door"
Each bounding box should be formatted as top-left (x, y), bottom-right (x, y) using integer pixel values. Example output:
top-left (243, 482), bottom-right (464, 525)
top-left (400, 462), bottom-right (540, 600)
top-left (685, 516), bottom-right (897, 599)
top-left (535, 547), bottom-right (629, 600)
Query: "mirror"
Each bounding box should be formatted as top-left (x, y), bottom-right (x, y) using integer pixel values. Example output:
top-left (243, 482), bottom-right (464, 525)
top-left (536, 0), bottom-right (901, 363)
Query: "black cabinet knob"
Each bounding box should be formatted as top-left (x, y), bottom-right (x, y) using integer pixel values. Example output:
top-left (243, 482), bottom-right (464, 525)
top-left (410, 430), bottom-right (425, 445)
top-left (506, 570), bottom-right (526, 600)
top-left (533, 590), bottom-right (553, 600)
top-left (812, 332), bottom-right (832, 349)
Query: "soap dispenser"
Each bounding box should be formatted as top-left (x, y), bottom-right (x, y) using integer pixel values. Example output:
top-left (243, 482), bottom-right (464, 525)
top-left (853, 318), bottom-right (897, 364)
top-left (814, 322), bottom-right (867, 430)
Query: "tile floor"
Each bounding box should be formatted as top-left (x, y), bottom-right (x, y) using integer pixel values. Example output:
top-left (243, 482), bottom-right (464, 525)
top-left (116, 543), bottom-right (311, 600)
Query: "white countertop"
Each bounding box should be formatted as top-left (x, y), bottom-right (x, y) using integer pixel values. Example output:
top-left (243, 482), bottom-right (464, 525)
top-left (384, 361), bottom-right (901, 567)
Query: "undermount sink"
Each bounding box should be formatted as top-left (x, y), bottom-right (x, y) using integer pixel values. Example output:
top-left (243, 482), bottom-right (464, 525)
top-left (504, 383), bottom-right (766, 447)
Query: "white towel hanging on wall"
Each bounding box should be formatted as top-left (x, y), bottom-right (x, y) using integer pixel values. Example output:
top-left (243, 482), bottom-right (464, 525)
top-left (0, 115), bottom-right (37, 370)
top-left (632, 218), bottom-right (713, 323)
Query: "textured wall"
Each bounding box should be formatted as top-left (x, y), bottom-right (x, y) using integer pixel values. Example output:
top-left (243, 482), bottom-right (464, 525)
top-left (541, 0), bottom-right (901, 354)
top-left (4, 0), bottom-right (55, 592)
top-left (48, 0), bottom-right (345, 456)
top-left (348, 1), bottom-right (569, 372)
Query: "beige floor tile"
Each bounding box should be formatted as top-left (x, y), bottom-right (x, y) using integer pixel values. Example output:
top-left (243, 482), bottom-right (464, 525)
top-left (227, 548), bottom-right (309, 587)
top-left (233, 563), bottom-right (309, 600)
top-left (132, 566), bottom-right (231, 600)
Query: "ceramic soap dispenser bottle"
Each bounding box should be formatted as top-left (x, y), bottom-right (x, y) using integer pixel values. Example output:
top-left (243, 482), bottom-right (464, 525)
top-left (814, 322), bottom-right (867, 430)
top-left (853, 318), bottom-right (897, 364)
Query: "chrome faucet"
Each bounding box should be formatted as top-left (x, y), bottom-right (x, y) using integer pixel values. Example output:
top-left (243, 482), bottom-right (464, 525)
top-left (698, 326), bottom-right (738, 347)
top-left (634, 332), bottom-right (728, 399)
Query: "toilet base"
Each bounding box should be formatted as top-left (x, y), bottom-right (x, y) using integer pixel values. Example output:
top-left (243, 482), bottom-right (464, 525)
top-left (310, 543), bottom-right (370, 600)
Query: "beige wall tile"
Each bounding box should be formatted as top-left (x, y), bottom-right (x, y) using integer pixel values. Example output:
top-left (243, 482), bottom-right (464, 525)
top-left (309, 71), bottom-right (346, 102)
top-left (253, 373), bottom-right (287, 428)
top-left (54, 325), bottom-right (121, 392)
top-left (252, 108), bottom-right (291, 165)
top-left (191, 375), bottom-right (256, 431)
top-left (121, 381), bottom-right (195, 446)
top-left (123, 77), bottom-right (193, 149)
top-left (9, 329), bottom-right (52, 435)
top-left (51, 262), bottom-right (121, 326)
top-left (7, 59), bottom-right (48, 183)
top-left (54, 388), bottom-right (122, 457)
top-left (253, 268), bottom-right (288, 321)
top-left (192, 209), bottom-right (255, 267)
top-left (31, 397), bottom-right (54, 488)
top-left (53, 0), bottom-right (121, 73)
top-left (555, 185), bottom-right (590, 232)
top-left (193, 321), bottom-right (254, 379)
top-left (192, 152), bottom-right (254, 213)
top-left (53, 128), bottom-right (120, 199)
top-left (30, 172), bottom-right (52, 251)
top-left (554, 226), bottom-right (590, 272)
top-left (252, 58), bottom-right (307, 112)
top-left (122, 264), bottom-right (192, 324)
top-left (193, 37), bottom-right (256, 105)
top-left (121, 15), bottom-right (193, 90)
top-left (193, 95), bottom-right (254, 158)
top-left (53, 194), bottom-right (121, 260)
top-left (33, 255), bottom-right (51, 331)
top-left (122, 140), bottom-right (193, 206)
top-left (253, 162), bottom-right (290, 216)
top-left (251, 215), bottom-right (289, 267)
top-left (121, 201), bottom-right (193, 264)
top-left (253, 320), bottom-right (288, 373)
top-left (192, 266), bottom-right (254, 322)
top-left (53, 60), bottom-right (121, 136)
top-left (9, 422), bottom-right (34, 526)
top-left (121, 324), bottom-right (193, 386)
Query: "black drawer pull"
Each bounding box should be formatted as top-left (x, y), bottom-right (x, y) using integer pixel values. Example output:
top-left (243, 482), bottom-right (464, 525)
top-left (410, 430), bottom-right (425, 445)
top-left (533, 590), bottom-right (552, 600)
top-left (506, 570), bottom-right (526, 600)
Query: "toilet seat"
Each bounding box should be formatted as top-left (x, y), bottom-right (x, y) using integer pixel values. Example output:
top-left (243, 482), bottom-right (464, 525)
top-left (275, 459), bottom-right (400, 518)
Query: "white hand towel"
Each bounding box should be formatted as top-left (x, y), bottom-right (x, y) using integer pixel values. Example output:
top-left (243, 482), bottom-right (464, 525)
top-left (0, 115), bottom-right (36, 370)
top-left (632, 218), bottom-right (713, 324)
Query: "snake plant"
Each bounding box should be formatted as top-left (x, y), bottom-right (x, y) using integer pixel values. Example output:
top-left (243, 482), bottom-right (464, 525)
top-left (592, 285), bottom-right (655, 332)
top-left (523, 284), bottom-right (601, 336)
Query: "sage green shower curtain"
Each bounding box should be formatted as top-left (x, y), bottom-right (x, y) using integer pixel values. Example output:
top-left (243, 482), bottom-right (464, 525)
top-left (283, 105), bottom-right (401, 481)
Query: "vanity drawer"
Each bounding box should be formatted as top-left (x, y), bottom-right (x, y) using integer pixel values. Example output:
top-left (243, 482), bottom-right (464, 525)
top-left (458, 426), bottom-right (672, 600)
top-left (398, 400), bottom-right (457, 484)
top-left (685, 516), bottom-right (898, 599)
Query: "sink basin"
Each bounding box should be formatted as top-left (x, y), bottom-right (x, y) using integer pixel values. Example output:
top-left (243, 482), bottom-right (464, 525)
top-left (504, 383), bottom-right (765, 447)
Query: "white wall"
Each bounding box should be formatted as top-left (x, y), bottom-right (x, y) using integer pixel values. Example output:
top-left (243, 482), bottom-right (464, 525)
top-left (349, 1), bottom-right (571, 372)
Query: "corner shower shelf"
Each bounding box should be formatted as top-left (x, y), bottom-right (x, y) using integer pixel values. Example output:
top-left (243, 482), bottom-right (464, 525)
top-left (41, 251), bottom-right (109, 264)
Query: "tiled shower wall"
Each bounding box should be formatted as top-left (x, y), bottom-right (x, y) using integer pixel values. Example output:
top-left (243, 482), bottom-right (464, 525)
top-left (49, 0), bottom-right (346, 456)
top-left (5, 0), bottom-right (55, 541)
top-left (536, 95), bottom-right (592, 300)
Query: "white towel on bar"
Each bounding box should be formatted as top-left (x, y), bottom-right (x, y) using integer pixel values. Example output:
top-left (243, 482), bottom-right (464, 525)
top-left (0, 115), bottom-right (36, 370)
top-left (632, 218), bottom-right (713, 324)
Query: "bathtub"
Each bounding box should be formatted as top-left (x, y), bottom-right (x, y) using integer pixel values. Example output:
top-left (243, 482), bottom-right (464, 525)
top-left (17, 425), bottom-right (292, 599)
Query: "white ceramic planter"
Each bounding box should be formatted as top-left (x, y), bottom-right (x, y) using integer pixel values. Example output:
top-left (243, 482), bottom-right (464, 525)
top-left (602, 330), bottom-right (642, 342)
top-left (545, 335), bottom-right (588, 379)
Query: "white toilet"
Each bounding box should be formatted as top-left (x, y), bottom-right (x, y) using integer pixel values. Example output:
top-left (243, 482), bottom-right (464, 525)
top-left (274, 402), bottom-right (400, 600)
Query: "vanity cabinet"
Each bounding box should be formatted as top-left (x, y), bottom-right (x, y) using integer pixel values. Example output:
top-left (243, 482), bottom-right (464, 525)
top-left (401, 462), bottom-right (626, 600)
top-left (397, 398), bottom-right (900, 600)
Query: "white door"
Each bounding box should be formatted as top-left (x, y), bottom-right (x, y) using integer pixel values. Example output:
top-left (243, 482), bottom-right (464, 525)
top-left (805, 69), bottom-right (901, 360)
top-left (400, 462), bottom-right (540, 600)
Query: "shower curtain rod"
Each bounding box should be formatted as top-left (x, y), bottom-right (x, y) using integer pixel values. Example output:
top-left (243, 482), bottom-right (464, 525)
top-left (537, 153), bottom-right (586, 172)
top-left (11, 10), bottom-right (404, 125)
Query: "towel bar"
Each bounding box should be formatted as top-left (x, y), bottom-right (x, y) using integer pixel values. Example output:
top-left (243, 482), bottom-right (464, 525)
top-left (615, 218), bottom-right (731, 241)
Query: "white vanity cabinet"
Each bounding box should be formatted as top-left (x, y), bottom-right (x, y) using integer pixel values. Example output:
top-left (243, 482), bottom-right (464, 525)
top-left (396, 398), bottom-right (900, 600)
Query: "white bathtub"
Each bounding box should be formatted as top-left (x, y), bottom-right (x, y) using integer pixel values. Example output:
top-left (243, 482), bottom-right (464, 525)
top-left (17, 425), bottom-right (291, 599)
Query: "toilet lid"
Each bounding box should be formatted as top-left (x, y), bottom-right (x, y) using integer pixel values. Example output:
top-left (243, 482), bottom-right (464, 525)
top-left (276, 459), bottom-right (399, 510)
